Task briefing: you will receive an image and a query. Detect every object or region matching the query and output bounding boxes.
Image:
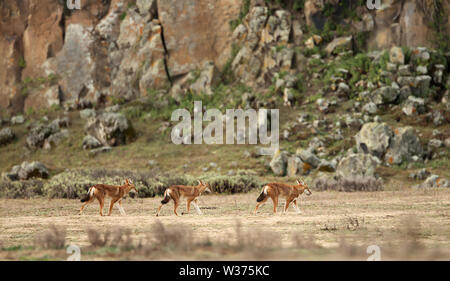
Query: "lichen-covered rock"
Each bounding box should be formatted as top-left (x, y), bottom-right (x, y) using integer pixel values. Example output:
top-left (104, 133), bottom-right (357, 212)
top-left (43, 129), bottom-right (69, 149)
top-left (317, 159), bottom-right (337, 172)
top-left (0, 128), bottom-right (15, 146)
top-left (336, 153), bottom-right (380, 178)
top-left (398, 65), bottom-right (412, 76)
top-left (398, 85), bottom-right (412, 102)
top-left (355, 122), bottom-right (393, 158)
top-left (420, 175), bottom-right (449, 188)
top-left (369, 86), bottom-right (399, 105)
top-left (114, 13), bottom-right (167, 99)
top-left (24, 85), bottom-right (61, 112)
top-left (158, 0), bottom-right (241, 76)
top-left (26, 122), bottom-right (60, 150)
top-left (413, 75), bottom-right (432, 97)
top-left (82, 135), bottom-right (102, 150)
top-left (287, 156), bottom-right (308, 176)
top-left (431, 110), bottom-right (445, 126)
top-left (384, 126), bottom-right (424, 165)
top-left (389, 46), bottom-right (404, 64)
top-left (325, 36), bottom-right (352, 55)
top-left (176, 61), bottom-right (220, 96)
top-left (428, 139), bottom-right (443, 148)
top-left (80, 109), bottom-right (96, 120)
top-left (56, 24), bottom-right (97, 105)
top-left (270, 149), bottom-right (288, 176)
top-left (304, 0), bottom-right (325, 29)
top-left (84, 113), bottom-right (136, 146)
top-left (11, 115), bottom-right (25, 125)
top-left (231, 5), bottom-right (296, 87)
top-left (362, 102), bottom-right (377, 115)
top-left (402, 96), bottom-right (426, 116)
top-left (397, 76), bottom-right (415, 88)
top-left (5, 161), bottom-right (49, 181)
top-left (137, 0), bottom-right (157, 16)
top-left (297, 149), bottom-right (321, 168)
top-left (409, 168), bottom-right (430, 180)
top-left (433, 64), bottom-right (445, 83)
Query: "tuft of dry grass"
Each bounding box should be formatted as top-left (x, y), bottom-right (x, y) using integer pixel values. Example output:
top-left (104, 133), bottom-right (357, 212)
top-left (34, 225), bottom-right (66, 249)
top-left (150, 221), bottom-right (193, 251)
top-left (86, 227), bottom-right (133, 249)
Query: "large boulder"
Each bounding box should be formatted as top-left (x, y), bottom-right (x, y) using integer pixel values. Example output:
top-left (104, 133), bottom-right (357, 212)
top-left (336, 153), bottom-right (380, 178)
top-left (402, 96), bottom-right (426, 116)
top-left (317, 159), bottom-right (337, 173)
top-left (5, 161), bottom-right (49, 181)
top-left (419, 175), bottom-right (449, 188)
top-left (0, 128), bottom-right (15, 146)
top-left (82, 135), bottom-right (102, 150)
top-left (297, 149), bottom-right (321, 168)
top-left (413, 75), bottom-right (432, 97)
top-left (355, 122), bottom-right (393, 159)
top-left (43, 129), bottom-right (69, 150)
top-left (84, 113), bottom-right (136, 146)
top-left (270, 149), bottom-right (288, 176)
top-left (26, 122), bottom-right (60, 150)
top-left (384, 126), bottom-right (423, 165)
top-left (287, 156), bottom-right (310, 176)
top-left (389, 46), bottom-right (404, 64)
top-left (369, 86), bottom-right (399, 105)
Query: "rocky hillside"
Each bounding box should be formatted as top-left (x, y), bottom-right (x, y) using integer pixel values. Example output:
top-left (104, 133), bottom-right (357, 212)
top-left (0, 0), bottom-right (449, 196)
top-left (0, 0), bottom-right (449, 113)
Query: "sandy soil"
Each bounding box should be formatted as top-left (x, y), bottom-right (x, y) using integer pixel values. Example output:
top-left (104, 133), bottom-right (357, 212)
top-left (1, 188), bottom-right (449, 260)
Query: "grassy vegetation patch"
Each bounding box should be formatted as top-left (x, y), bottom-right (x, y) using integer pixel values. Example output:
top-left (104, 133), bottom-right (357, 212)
top-left (0, 169), bottom-right (262, 199)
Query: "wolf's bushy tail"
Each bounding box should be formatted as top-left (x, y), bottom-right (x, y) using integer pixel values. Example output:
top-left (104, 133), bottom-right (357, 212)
top-left (161, 190), bottom-right (171, 204)
top-left (256, 187), bottom-right (267, 202)
top-left (80, 187), bottom-right (93, 202)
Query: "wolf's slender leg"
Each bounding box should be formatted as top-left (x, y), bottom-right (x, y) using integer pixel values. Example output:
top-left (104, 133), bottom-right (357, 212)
top-left (79, 196), bottom-right (94, 215)
top-left (192, 198), bottom-right (203, 215)
top-left (116, 199), bottom-right (126, 215)
top-left (292, 199), bottom-right (301, 214)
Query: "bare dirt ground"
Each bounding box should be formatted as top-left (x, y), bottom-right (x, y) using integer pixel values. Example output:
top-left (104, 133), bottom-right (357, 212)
top-left (1, 188), bottom-right (449, 260)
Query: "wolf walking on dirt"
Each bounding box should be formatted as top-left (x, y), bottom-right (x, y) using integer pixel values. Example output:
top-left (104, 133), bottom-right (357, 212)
top-left (254, 178), bottom-right (312, 214)
top-left (79, 178), bottom-right (137, 216)
top-left (156, 180), bottom-right (212, 216)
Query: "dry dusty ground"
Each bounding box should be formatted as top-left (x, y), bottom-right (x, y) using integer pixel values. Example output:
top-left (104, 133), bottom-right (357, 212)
top-left (0, 188), bottom-right (449, 260)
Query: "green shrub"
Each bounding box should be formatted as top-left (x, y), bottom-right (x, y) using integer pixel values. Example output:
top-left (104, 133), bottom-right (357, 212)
top-left (39, 169), bottom-right (262, 199)
top-left (0, 180), bottom-right (44, 198)
top-left (314, 176), bottom-right (383, 192)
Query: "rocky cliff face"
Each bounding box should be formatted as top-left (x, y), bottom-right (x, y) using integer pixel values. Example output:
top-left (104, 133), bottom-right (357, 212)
top-left (0, 0), bottom-right (448, 113)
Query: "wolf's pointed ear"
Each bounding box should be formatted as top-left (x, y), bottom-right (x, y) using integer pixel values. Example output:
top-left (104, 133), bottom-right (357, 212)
top-left (296, 180), bottom-right (301, 185)
top-left (125, 179), bottom-right (129, 185)
top-left (197, 180), bottom-right (202, 185)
